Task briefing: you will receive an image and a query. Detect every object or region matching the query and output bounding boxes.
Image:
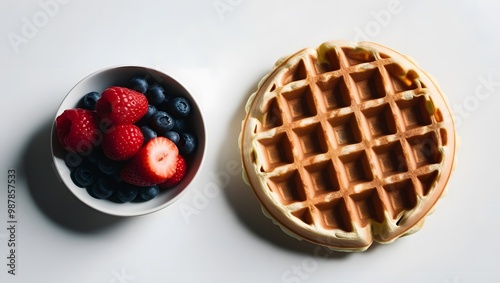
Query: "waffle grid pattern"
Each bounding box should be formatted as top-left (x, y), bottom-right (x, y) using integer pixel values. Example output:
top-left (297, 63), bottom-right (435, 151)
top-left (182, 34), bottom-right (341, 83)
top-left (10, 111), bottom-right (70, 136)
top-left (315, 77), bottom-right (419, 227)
top-left (252, 45), bottom-right (446, 233)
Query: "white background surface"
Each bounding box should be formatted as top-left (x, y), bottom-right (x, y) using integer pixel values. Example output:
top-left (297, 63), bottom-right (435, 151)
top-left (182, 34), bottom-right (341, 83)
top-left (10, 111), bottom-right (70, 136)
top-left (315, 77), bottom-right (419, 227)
top-left (1, 0), bottom-right (499, 282)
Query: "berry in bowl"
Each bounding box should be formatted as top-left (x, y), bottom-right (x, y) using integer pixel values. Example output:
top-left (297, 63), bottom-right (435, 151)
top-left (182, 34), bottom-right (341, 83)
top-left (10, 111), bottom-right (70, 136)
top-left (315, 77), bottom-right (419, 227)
top-left (51, 66), bottom-right (206, 216)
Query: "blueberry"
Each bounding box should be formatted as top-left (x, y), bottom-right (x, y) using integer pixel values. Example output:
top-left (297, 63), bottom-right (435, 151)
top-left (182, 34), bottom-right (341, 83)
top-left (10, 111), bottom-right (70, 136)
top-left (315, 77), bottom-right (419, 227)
top-left (91, 178), bottom-right (115, 199)
top-left (97, 155), bottom-right (122, 175)
top-left (139, 186), bottom-right (160, 201)
top-left (71, 163), bottom-right (98, 188)
top-left (140, 126), bottom-right (157, 144)
top-left (151, 111), bottom-right (175, 133)
top-left (130, 76), bottom-right (149, 93)
top-left (116, 183), bottom-right (139, 203)
top-left (85, 149), bottom-right (101, 165)
top-left (172, 118), bottom-right (187, 133)
top-left (138, 104), bottom-right (158, 125)
top-left (164, 131), bottom-right (180, 144)
top-left (157, 97), bottom-right (172, 112)
top-left (168, 97), bottom-right (190, 118)
top-left (146, 84), bottom-right (166, 105)
top-left (65, 151), bottom-right (83, 168)
top-left (110, 171), bottom-right (123, 183)
top-left (79, 91), bottom-right (101, 110)
top-left (178, 133), bottom-right (197, 155)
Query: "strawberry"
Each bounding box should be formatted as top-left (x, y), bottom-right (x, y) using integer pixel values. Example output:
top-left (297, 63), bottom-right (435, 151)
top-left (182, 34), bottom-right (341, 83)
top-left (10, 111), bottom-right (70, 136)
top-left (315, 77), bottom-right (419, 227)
top-left (120, 137), bottom-right (179, 186)
top-left (95, 86), bottom-right (148, 125)
top-left (55, 108), bottom-right (100, 154)
top-left (159, 155), bottom-right (187, 189)
top-left (101, 124), bottom-right (144, 161)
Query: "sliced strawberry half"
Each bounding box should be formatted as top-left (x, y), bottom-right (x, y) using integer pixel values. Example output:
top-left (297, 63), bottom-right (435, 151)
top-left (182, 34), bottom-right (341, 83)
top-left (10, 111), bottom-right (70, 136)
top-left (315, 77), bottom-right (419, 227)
top-left (120, 137), bottom-right (179, 186)
top-left (159, 155), bottom-right (187, 189)
top-left (96, 86), bottom-right (148, 125)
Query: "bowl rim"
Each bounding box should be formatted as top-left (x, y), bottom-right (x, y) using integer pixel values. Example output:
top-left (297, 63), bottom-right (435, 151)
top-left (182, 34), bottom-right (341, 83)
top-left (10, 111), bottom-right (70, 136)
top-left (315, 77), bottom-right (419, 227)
top-left (50, 65), bottom-right (206, 217)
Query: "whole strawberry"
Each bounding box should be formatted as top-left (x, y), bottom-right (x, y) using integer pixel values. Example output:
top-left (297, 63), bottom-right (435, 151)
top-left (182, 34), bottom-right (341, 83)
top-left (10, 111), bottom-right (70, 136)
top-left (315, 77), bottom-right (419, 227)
top-left (55, 108), bottom-right (100, 154)
top-left (159, 155), bottom-right (187, 189)
top-left (102, 124), bottom-right (144, 161)
top-left (120, 137), bottom-right (179, 186)
top-left (96, 86), bottom-right (148, 125)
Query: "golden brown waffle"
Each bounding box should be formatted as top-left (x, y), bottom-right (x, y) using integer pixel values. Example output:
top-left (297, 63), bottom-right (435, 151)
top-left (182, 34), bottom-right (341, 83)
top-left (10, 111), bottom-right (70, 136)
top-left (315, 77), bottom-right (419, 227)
top-left (239, 41), bottom-right (457, 251)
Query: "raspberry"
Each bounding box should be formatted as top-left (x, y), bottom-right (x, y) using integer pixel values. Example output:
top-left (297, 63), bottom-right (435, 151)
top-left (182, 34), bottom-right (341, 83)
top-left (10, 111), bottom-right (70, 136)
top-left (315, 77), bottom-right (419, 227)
top-left (95, 86), bottom-right (148, 125)
top-left (101, 124), bottom-right (144, 161)
top-left (55, 108), bottom-right (100, 154)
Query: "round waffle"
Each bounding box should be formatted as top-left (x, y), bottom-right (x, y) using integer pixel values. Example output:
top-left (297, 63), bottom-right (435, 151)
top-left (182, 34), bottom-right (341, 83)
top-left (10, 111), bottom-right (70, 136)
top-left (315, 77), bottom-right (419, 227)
top-left (239, 41), bottom-right (457, 252)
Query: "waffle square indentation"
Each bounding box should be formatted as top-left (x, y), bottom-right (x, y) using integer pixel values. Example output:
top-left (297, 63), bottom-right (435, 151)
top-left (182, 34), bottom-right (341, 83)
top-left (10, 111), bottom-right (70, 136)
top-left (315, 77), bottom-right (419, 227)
top-left (362, 104), bottom-right (397, 138)
top-left (316, 77), bottom-right (351, 110)
top-left (268, 170), bottom-right (306, 205)
top-left (282, 85), bottom-right (317, 122)
top-left (339, 151), bottom-right (374, 186)
top-left (351, 68), bottom-right (386, 102)
top-left (383, 179), bottom-right (417, 220)
top-left (342, 47), bottom-right (375, 66)
top-left (291, 207), bottom-right (314, 225)
top-left (417, 170), bottom-right (439, 196)
top-left (261, 97), bottom-right (283, 131)
top-left (316, 199), bottom-right (353, 232)
top-left (407, 132), bottom-right (442, 168)
top-left (305, 161), bottom-right (341, 197)
top-left (384, 63), bottom-right (420, 92)
top-left (350, 189), bottom-right (384, 225)
top-left (293, 123), bottom-right (328, 158)
top-left (316, 48), bottom-right (341, 74)
top-left (396, 96), bottom-right (432, 130)
top-left (328, 113), bottom-right (362, 147)
top-left (282, 59), bottom-right (308, 85)
top-left (257, 133), bottom-right (294, 172)
top-left (373, 141), bottom-right (408, 178)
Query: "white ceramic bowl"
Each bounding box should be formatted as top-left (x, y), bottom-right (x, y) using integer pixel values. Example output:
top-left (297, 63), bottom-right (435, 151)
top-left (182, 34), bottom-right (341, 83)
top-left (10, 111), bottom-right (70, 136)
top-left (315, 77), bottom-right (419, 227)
top-left (51, 66), bottom-right (206, 216)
